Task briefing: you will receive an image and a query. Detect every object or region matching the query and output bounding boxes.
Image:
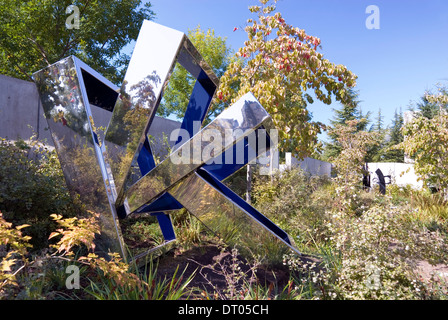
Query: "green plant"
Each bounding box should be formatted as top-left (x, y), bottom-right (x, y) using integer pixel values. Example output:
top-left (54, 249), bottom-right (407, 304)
top-left (175, 213), bottom-right (203, 250)
top-left (84, 254), bottom-right (195, 300)
top-left (397, 88), bottom-right (448, 194)
top-left (386, 184), bottom-right (414, 205)
top-left (198, 247), bottom-right (262, 300)
top-left (120, 216), bottom-right (165, 254)
top-left (411, 191), bottom-right (448, 223)
top-left (0, 211), bottom-right (31, 298)
top-left (0, 138), bottom-right (79, 250)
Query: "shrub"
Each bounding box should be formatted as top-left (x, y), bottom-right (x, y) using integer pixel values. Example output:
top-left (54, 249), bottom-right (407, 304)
top-left (0, 138), bottom-right (78, 250)
top-left (0, 211), bottom-right (32, 298)
top-left (282, 196), bottom-right (448, 300)
top-left (252, 168), bottom-right (330, 240)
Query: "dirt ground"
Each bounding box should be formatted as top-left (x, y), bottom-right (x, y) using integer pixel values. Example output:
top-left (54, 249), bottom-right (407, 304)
top-left (415, 260), bottom-right (448, 284)
top-left (154, 243), bottom-right (287, 298)
top-left (153, 242), bottom-right (321, 299)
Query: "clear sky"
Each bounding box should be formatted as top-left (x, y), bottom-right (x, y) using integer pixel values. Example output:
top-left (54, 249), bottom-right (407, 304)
top-left (141, 0), bottom-right (448, 142)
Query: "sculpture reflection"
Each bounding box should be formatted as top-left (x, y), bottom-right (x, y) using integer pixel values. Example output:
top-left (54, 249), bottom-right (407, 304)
top-left (33, 56), bottom-right (125, 257)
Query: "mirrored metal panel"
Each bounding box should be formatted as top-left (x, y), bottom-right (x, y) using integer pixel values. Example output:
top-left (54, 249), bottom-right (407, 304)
top-left (121, 93), bottom-right (271, 214)
top-left (32, 56), bottom-right (125, 257)
top-left (169, 168), bottom-right (299, 259)
top-left (103, 21), bottom-right (184, 201)
top-left (104, 21), bottom-right (218, 205)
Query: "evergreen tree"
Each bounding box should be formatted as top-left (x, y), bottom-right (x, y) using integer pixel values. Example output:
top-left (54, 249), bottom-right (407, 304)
top-left (382, 109), bottom-right (404, 163)
top-left (416, 95), bottom-right (439, 119)
top-left (329, 89), bottom-right (368, 128)
top-left (366, 108), bottom-right (386, 162)
top-left (371, 108), bottom-right (384, 132)
top-left (322, 89), bottom-right (370, 161)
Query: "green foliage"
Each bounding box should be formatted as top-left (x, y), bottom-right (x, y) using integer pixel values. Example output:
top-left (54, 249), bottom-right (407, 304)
top-left (314, 204), bottom-right (431, 300)
top-left (322, 89), bottom-right (370, 161)
top-left (415, 95), bottom-right (440, 120)
top-left (397, 86), bottom-right (448, 191)
top-left (381, 109), bottom-right (405, 163)
top-left (1, 137), bottom-right (448, 299)
top-left (0, 212), bottom-right (31, 296)
top-left (158, 26), bottom-right (232, 121)
top-left (0, 138), bottom-right (79, 249)
top-left (407, 189), bottom-right (448, 232)
top-left (0, 0), bottom-right (154, 83)
top-left (366, 108), bottom-right (386, 162)
top-left (257, 168), bottom-right (448, 299)
top-left (83, 253), bottom-right (195, 300)
top-left (120, 216), bottom-right (165, 252)
top-left (328, 120), bottom-right (379, 215)
top-left (252, 168), bottom-right (332, 250)
top-left (49, 212), bottom-right (100, 256)
top-left (398, 111), bottom-right (448, 193)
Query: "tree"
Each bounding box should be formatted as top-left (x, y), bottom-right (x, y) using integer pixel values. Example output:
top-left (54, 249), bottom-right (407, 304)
top-left (330, 90), bottom-right (367, 127)
top-left (217, 0), bottom-right (357, 159)
top-left (329, 120), bottom-right (379, 214)
top-left (381, 109), bottom-right (404, 163)
top-left (398, 86), bottom-right (448, 193)
top-left (371, 108), bottom-right (384, 133)
top-left (415, 95), bottom-right (439, 119)
top-left (158, 26), bottom-right (233, 121)
top-left (322, 89), bottom-right (370, 161)
top-left (0, 0), bottom-right (154, 84)
top-left (366, 108), bottom-right (386, 162)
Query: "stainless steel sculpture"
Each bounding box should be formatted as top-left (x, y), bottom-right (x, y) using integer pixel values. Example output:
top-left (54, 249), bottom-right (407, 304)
top-left (33, 21), bottom-right (300, 262)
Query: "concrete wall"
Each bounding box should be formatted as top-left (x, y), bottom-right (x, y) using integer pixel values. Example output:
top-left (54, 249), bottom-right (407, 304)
top-left (276, 153), bottom-right (422, 189)
top-left (0, 74), bottom-right (52, 143)
top-left (277, 152), bottom-right (332, 177)
top-left (0, 74), bottom-right (182, 161)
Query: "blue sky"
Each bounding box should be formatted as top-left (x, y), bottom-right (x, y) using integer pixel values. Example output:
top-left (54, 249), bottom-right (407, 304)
top-left (142, 0), bottom-right (448, 142)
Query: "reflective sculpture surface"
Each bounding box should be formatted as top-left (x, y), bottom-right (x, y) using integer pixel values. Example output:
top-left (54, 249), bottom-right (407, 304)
top-left (33, 21), bottom-right (300, 262)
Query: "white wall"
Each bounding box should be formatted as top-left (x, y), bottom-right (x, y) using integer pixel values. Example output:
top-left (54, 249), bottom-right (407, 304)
top-left (366, 162), bottom-right (423, 189)
top-left (278, 153), bottom-right (332, 177)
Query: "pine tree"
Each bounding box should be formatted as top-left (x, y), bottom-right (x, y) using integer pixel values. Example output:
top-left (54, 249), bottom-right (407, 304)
top-left (366, 108), bottom-right (386, 162)
top-left (416, 95), bottom-right (439, 119)
top-left (322, 89), bottom-right (370, 161)
top-left (382, 109), bottom-right (404, 163)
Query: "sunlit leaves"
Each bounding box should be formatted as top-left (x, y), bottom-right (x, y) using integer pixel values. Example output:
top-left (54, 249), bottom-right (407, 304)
top-left (0, 0), bottom-right (155, 83)
top-left (218, 0), bottom-right (357, 158)
top-left (159, 26), bottom-right (232, 121)
top-left (0, 211), bottom-right (31, 288)
top-left (398, 111), bottom-right (448, 192)
top-left (49, 211), bottom-right (100, 255)
top-left (329, 119), bottom-right (379, 214)
top-left (330, 119), bottom-right (380, 185)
